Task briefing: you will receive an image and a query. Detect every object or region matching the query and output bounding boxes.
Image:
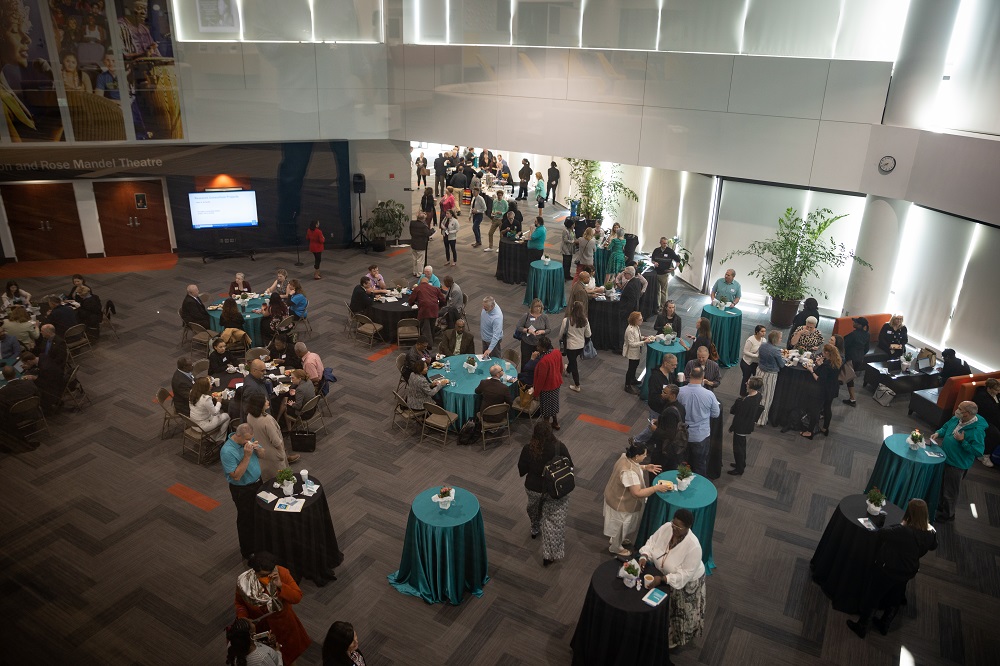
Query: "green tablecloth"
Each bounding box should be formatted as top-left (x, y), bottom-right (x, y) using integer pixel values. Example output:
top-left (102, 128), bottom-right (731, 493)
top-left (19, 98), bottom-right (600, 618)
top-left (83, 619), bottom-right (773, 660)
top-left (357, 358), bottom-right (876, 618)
top-left (639, 339), bottom-right (688, 400)
top-left (523, 260), bottom-right (567, 314)
top-left (436, 355), bottom-right (518, 430)
top-left (865, 433), bottom-right (945, 521)
top-left (387, 486), bottom-right (490, 605)
top-left (594, 246), bottom-right (610, 282)
top-left (700, 304), bottom-right (742, 368)
top-left (634, 470), bottom-right (717, 573)
top-left (209, 297), bottom-right (266, 347)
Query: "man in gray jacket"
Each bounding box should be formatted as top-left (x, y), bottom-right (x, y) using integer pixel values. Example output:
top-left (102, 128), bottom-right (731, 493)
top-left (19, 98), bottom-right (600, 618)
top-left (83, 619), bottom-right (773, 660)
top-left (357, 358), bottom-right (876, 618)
top-left (409, 213), bottom-right (436, 277)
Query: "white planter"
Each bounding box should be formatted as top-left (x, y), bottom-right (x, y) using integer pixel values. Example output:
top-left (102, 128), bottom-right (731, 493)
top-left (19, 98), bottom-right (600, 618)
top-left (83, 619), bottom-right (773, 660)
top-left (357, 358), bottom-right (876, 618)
top-left (622, 574), bottom-right (638, 588)
top-left (901, 361), bottom-right (911, 372)
top-left (464, 364), bottom-right (477, 374)
top-left (866, 500), bottom-right (885, 516)
top-left (906, 436), bottom-right (925, 450)
top-left (677, 476), bottom-right (693, 492)
top-left (281, 481), bottom-right (295, 497)
top-left (542, 257), bottom-right (551, 265)
top-left (432, 491), bottom-right (455, 510)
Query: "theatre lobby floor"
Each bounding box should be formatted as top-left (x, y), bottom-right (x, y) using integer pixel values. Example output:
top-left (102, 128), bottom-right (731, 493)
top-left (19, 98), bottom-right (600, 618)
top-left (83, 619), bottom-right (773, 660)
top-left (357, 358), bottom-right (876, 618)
top-left (2, 209), bottom-right (998, 665)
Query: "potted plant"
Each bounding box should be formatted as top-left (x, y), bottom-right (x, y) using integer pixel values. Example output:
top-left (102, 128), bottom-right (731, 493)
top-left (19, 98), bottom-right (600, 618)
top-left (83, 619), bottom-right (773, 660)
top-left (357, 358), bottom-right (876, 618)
top-left (901, 351), bottom-right (914, 372)
top-left (721, 208), bottom-right (872, 327)
top-left (432, 485), bottom-right (455, 510)
top-left (464, 355), bottom-right (478, 373)
top-left (907, 429), bottom-right (925, 450)
top-left (566, 158), bottom-right (638, 223)
top-left (676, 462), bottom-right (694, 491)
top-left (668, 236), bottom-right (692, 274)
top-left (542, 254), bottom-right (551, 265)
top-left (276, 468), bottom-right (296, 496)
top-left (866, 487), bottom-right (886, 516)
top-left (239, 292), bottom-right (250, 311)
top-left (604, 280), bottom-right (615, 292)
top-left (621, 560), bottom-right (640, 588)
top-left (363, 199), bottom-right (408, 253)
top-left (661, 324), bottom-right (674, 344)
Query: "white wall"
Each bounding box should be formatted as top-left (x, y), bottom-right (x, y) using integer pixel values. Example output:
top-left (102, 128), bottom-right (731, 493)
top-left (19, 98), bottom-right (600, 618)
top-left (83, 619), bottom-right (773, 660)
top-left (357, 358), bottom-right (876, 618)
top-left (349, 139), bottom-right (413, 239)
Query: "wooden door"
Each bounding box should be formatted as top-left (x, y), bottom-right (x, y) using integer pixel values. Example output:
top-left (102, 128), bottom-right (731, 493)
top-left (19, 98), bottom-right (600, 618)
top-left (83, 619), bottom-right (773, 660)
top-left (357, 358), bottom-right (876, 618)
top-left (1, 183), bottom-right (87, 261)
top-left (93, 180), bottom-right (172, 256)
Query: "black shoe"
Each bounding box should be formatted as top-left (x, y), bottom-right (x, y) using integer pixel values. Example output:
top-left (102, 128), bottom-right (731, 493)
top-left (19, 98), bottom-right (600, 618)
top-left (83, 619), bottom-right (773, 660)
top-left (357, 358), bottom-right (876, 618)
top-left (846, 620), bottom-right (867, 638)
top-left (727, 470), bottom-right (743, 476)
top-left (874, 607), bottom-right (898, 635)
top-left (531, 531), bottom-right (539, 539)
top-left (780, 425), bottom-right (791, 433)
top-left (543, 558), bottom-right (554, 567)
top-left (729, 463), bottom-right (737, 468)
top-left (843, 399), bottom-right (857, 407)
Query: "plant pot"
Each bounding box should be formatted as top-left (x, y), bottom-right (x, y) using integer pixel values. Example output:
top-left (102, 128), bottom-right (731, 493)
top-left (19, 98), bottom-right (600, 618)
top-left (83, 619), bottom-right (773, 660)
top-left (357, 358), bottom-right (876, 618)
top-left (901, 361), bottom-right (911, 372)
top-left (769, 297), bottom-right (802, 328)
top-left (622, 574), bottom-right (637, 588)
top-left (370, 237), bottom-right (387, 252)
top-left (677, 476), bottom-right (693, 492)
top-left (866, 500), bottom-right (885, 516)
top-left (906, 436), bottom-right (925, 450)
top-left (281, 481), bottom-right (295, 497)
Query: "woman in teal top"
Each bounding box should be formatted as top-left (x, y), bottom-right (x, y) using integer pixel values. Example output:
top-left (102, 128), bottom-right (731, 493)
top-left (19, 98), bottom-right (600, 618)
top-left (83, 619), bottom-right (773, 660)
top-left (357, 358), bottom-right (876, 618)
top-left (606, 227), bottom-right (627, 283)
top-left (527, 216), bottom-right (547, 262)
top-left (534, 171), bottom-right (546, 215)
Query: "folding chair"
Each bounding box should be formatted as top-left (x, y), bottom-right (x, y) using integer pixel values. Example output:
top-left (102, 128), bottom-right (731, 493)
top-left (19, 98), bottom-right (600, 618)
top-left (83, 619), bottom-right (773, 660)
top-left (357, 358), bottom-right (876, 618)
top-left (289, 395), bottom-right (326, 434)
top-left (395, 353), bottom-right (408, 391)
top-left (64, 323), bottom-right (93, 358)
top-left (179, 414), bottom-right (225, 464)
top-left (391, 390), bottom-right (426, 433)
top-left (9, 396), bottom-right (49, 439)
top-left (245, 347), bottom-right (269, 363)
top-left (420, 401), bottom-right (458, 446)
top-left (187, 322), bottom-right (214, 357)
top-left (62, 366), bottom-right (92, 411)
top-left (354, 314), bottom-right (385, 348)
top-left (102, 300), bottom-right (120, 341)
top-left (179, 308), bottom-right (190, 344)
top-left (502, 348), bottom-right (520, 367)
top-left (192, 359), bottom-right (210, 378)
top-left (343, 301), bottom-right (358, 337)
top-left (478, 403), bottom-right (512, 450)
top-left (397, 318), bottom-right (420, 348)
top-left (157, 387), bottom-right (183, 439)
top-left (511, 385), bottom-right (541, 423)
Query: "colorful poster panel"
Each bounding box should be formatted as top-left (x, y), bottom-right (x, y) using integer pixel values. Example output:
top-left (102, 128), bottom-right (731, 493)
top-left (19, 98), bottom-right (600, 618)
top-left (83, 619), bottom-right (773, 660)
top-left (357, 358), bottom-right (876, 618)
top-left (1, 0), bottom-right (64, 142)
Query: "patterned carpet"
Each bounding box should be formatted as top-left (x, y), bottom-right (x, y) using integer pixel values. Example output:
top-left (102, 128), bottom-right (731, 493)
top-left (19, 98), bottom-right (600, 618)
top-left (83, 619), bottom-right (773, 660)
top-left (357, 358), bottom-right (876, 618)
top-left (1, 198), bottom-right (998, 665)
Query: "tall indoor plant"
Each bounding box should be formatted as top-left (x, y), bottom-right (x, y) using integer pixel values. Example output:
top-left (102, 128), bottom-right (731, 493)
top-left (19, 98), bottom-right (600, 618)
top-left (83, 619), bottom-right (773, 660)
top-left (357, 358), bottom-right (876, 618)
top-left (363, 199), bottom-right (407, 252)
top-left (721, 207), bottom-right (872, 327)
top-left (566, 158), bottom-right (638, 222)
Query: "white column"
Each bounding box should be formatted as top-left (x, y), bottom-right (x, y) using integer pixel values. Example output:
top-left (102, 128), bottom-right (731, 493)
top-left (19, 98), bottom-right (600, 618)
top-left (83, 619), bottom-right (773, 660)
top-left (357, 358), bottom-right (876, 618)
top-left (883, 0), bottom-right (961, 128)
top-left (842, 196), bottom-right (909, 316)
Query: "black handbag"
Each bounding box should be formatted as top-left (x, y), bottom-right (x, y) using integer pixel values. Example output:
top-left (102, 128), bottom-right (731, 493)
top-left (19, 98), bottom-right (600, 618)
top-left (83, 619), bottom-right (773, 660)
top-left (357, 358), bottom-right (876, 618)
top-left (291, 431), bottom-right (316, 452)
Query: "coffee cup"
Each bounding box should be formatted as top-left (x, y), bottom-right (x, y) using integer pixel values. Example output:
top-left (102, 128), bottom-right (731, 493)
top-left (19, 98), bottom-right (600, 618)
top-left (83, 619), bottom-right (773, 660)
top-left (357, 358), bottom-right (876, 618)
top-left (279, 366), bottom-right (285, 374)
top-left (644, 574), bottom-right (655, 588)
top-left (677, 372), bottom-right (686, 383)
top-left (300, 470), bottom-right (309, 482)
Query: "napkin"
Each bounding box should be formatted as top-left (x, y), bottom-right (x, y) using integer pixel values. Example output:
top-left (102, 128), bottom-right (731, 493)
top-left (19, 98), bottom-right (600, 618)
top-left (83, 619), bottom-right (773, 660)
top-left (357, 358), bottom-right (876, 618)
top-left (383, 297), bottom-right (398, 303)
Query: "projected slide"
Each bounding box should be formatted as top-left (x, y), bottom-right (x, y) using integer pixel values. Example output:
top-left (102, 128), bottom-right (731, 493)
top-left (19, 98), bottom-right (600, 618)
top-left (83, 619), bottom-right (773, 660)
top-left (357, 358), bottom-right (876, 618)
top-left (190, 191), bottom-right (259, 229)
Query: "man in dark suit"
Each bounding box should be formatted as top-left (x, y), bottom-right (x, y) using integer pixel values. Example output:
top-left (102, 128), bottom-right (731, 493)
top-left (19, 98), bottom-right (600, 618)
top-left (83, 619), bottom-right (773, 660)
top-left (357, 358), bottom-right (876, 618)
top-left (409, 214), bottom-right (435, 277)
top-left (475, 364), bottom-right (513, 425)
top-left (46, 296), bottom-right (78, 337)
top-left (433, 153), bottom-right (449, 196)
top-left (438, 320), bottom-right (475, 357)
top-left (18, 351), bottom-right (64, 414)
top-left (0, 366), bottom-right (39, 412)
top-left (181, 284), bottom-right (211, 330)
top-left (171, 357), bottom-right (195, 416)
top-left (517, 159), bottom-right (531, 200)
top-left (36, 325), bottom-right (68, 369)
top-left (619, 266), bottom-right (643, 335)
top-left (350, 276), bottom-right (375, 315)
top-left (76, 286), bottom-right (102, 338)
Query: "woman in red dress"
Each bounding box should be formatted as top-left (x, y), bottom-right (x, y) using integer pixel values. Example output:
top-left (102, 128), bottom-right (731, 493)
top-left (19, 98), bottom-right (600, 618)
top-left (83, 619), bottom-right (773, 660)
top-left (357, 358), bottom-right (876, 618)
top-left (235, 552), bottom-right (311, 665)
top-left (306, 220), bottom-right (325, 280)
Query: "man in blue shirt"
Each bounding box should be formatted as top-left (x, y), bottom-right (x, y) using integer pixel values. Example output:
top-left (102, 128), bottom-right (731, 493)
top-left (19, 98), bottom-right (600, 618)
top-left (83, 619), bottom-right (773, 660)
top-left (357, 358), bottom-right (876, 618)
top-left (711, 268), bottom-right (741, 306)
top-left (480, 296), bottom-right (504, 358)
top-left (220, 423), bottom-right (262, 560)
top-left (676, 366), bottom-right (720, 475)
top-left (0, 327), bottom-right (22, 362)
top-left (421, 265), bottom-right (441, 288)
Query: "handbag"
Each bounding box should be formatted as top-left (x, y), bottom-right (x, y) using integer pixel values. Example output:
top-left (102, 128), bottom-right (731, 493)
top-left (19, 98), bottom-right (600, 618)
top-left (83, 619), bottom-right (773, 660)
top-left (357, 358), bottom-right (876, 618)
top-left (583, 339), bottom-right (597, 360)
top-left (291, 431), bottom-right (316, 452)
top-left (513, 314), bottom-right (526, 341)
top-left (873, 384), bottom-right (896, 407)
top-left (420, 167), bottom-right (429, 176)
top-left (709, 343), bottom-right (720, 362)
top-left (838, 360), bottom-right (856, 384)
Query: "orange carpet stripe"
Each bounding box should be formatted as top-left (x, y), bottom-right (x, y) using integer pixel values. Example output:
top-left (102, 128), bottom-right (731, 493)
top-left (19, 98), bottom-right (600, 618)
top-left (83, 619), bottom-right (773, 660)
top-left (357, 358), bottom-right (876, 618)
top-left (0, 253), bottom-right (177, 279)
top-left (386, 248), bottom-right (409, 258)
top-left (367, 344), bottom-right (399, 362)
top-left (578, 414), bottom-right (631, 433)
top-left (167, 483), bottom-right (220, 512)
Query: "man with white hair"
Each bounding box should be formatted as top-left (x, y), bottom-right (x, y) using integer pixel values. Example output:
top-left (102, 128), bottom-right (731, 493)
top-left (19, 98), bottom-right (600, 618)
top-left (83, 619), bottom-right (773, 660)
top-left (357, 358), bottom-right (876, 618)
top-left (422, 265), bottom-right (441, 288)
top-left (475, 364), bottom-right (513, 423)
top-left (931, 400), bottom-right (987, 522)
top-left (181, 283), bottom-right (211, 329)
top-left (221, 422), bottom-right (262, 561)
top-left (480, 296), bottom-right (504, 358)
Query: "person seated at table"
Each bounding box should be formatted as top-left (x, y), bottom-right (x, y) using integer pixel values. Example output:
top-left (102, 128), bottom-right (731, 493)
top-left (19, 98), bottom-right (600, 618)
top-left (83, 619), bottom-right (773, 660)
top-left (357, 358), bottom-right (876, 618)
top-left (939, 348), bottom-right (971, 380)
top-left (603, 440), bottom-right (667, 557)
top-left (476, 364), bottom-right (514, 423)
top-left (2, 306), bottom-right (39, 348)
top-left (219, 297), bottom-right (245, 331)
top-left (240, 359), bottom-right (274, 419)
top-left (262, 268), bottom-right (288, 296)
top-left (438, 276), bottom-right (464, 329)
top-left (171, 357), bottom-right (195, 417)
top-left (499, 209), bottom-right (521, 238)
top-left (754, 330), bottom-right (787, 426)
top-left (3, 280), bottom-right (31, 309)
top-left (350, 276), bottom-right (375, 315)
top-left (235, 552), bottom-right (311, 666)
top-left (409, 277), bottom-right (446, 341)
top-left (181, 284), bottom-right (212, 330)
top-left (266, 334), bottom-right (300, 370)
top-left (294, 342), bottom-right (324, 388)
top-left (525, 216), bottom-right (546, 263)
top-left (421, 265), bottom-right (441, 289)
top-left (188, 376), bottom-right (230, 442)
top-left (797, 343), bottom-right (843, 439)
top-left (74, 286), bottom-right (102, 338)
top-left (846, 499), bottom-right (937, 639)
top-left (228, 272), bottom-right (252, 297)
top-left (638, 508), bottom-right (706, 648)
top-left (45, 295), bottom-right (78, 338)
top-left (0, 365), bottom-right (39, 419)
top-left (18, 351), bottom-right (62, 414)
top-left (0, 326), bottom-right (22, 362)
top-left (518, 350), bottom-right (540, 388)
top-left (208, 337), bottom-right (238, 375)
top-left (786, 298), bottom-right (820, 348)
top-left (439, 320), bottom-right (475, 357)
top-left (684, 346), bottom-right (721, 391)
top-left (67, 274), bottom-right (88, 303)
top-left (287, 280), bottom-right (308, 320)
top-left (613, 261), bottom-right (648, 294)
top-left (878, 314), bottom-right (908, 357)
top-left (789, 316), bottom-right (824, 352)
top-left (366, 264), bottom-right (390, 294)
top-left (710, 268), bottom-right (741, 306)
top-left (405, 359), bottom-right (449, 410)
top-left (281, 369), bottom-right (316, 433)
top-left (403, 337), bottom-right (434, 381)
top-left (225, 618), bottom-right (283, 666)
top-left (261, 292), bottom-right (290, 341)
top-left (974, 378), bottom-right (1000, 468)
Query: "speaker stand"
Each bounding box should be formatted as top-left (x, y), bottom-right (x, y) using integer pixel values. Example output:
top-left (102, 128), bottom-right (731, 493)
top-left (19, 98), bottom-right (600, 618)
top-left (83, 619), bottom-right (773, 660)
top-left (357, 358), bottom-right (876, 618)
top-left (350, 191), bottom-right (369, 254)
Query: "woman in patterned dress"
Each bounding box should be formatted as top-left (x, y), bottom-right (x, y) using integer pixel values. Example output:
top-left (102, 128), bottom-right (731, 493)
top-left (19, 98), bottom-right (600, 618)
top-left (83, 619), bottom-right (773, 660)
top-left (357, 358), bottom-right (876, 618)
top-left (605, 227), bottom-right (627, 283)
top-left (517, 421), bottom-right (573, 566)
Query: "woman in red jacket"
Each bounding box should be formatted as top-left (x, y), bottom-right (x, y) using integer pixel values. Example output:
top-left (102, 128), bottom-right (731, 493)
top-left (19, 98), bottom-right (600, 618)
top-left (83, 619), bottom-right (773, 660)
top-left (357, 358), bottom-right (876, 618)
top-left (532, 335), bottom-right (564, 430)
top-left (235, 552), bottom-right (311, 664)
top-left (306, 220), bottom-right (325, 280)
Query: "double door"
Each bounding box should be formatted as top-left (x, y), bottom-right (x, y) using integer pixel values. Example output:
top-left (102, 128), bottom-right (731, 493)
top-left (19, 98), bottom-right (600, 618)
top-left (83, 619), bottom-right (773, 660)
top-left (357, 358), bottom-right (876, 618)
top-left (0, 183), bottom-right (87, 261)
top-left (93, 180), bottom-right (172, 256)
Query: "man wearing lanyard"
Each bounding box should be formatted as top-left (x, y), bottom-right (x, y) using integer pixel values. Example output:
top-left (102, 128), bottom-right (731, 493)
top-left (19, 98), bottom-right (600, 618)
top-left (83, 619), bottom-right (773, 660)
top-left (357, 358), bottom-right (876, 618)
top-left (221, 423), bottom-right (263, 561)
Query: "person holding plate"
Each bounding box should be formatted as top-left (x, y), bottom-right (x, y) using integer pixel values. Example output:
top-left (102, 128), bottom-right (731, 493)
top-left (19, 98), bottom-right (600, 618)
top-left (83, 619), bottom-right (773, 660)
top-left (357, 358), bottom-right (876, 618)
top-left (603, 440), bottom-right (668, 557)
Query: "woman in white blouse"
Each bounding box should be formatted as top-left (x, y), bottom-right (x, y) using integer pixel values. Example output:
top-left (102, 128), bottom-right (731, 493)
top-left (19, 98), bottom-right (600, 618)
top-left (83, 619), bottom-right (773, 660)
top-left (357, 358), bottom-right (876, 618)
top-left (740, 325), bottom-right (766, 397)
top-left (188, 377), bottom-right (231, 443)
top-left (639, 508), bottom-right (706, 648)
top-left (622, 311), bottom-right (653, 395)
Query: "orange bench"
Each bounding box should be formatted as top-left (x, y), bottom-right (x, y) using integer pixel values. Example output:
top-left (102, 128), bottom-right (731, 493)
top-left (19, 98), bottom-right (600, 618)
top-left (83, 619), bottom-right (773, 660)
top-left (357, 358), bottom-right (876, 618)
top-left (833, 313), bottom-right (892, 344)
top-left (908, 371), bottom-right (1000, 427)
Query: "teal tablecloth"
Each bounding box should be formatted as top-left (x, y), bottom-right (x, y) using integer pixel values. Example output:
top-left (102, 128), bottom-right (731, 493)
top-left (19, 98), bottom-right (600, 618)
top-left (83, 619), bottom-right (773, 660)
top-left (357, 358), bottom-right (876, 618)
top-left (523, 260), bottom-right (567, 314)
top-left (634, 470), bottom-right (717, 573)
top-left (865, 433), bottom-right (945, 521)
top-left (437, 355), bottom-right (518, 430)
top-left (209, 297), bottom-right (266, 347)
top-left (700, 304), bottom-right (742, 368)
top-left (388, 486), bottom-right (490, 604)
top-left (639, 339), bottom-right (688, 400)
top-left (594, 246), bottom-right (610, 282)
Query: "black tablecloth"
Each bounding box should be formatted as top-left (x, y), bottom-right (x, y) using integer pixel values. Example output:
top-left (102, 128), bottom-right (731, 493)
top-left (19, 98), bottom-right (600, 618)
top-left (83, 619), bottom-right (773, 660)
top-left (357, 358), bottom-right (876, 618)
top-left (570, 559), bottom-right (671, 665)
top-left (496, 237), bottom-right (529, 284)
top-left (810, 494), bottom-right (904, 613)
top-left (254, 475), bottom-right (344, 585)
top-left (767, 365), bottom-right (814, 428)
top-left (862, 360), bottom-right (943, 395)
top-left (369, 300), bottom-right (415, 342)
top-left (588, 280), bottom-right (663, 351)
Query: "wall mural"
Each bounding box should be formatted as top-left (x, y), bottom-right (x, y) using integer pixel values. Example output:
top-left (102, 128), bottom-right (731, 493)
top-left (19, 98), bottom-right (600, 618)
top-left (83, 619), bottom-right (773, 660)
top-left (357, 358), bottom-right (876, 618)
top-left (0, 0), bottom-right (64, 142)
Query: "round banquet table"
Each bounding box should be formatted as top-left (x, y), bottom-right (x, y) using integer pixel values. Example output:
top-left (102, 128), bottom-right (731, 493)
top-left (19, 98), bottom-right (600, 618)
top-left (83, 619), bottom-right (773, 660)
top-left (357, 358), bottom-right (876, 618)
top-left (523, 260), bottom-right (567, 314)
top-left (254, 473), bottom-right (344, 586)
top-left (569, 558), bottom-right (671, 665)
top-left (587, 296), bottom-right (626, 351)
top-left (700, 304), bottom-right (742, 368)
top-left (209, 297), bottom-right (265, 347)
top-left (593, 246), bottom-right (611, 282)
top-left (810, 494), bottom-right (905, 613)
top-left (437, 355), bottom-right (518, 429)
top-left (639, 339), bottom-right (688, 400)
top-left (865, 433), bottom-right (945, 522)
top-left (634, 470), bottom-right (718, 573)
top-left (496, 237), bottom-right (529, 284)
top-left (766, 364), bottom-right (814, 428)
top-left (369, 297), bottom-right (418, 342)
top-left (637, 269), bottom-right (659, 319)
top-left (387, 486), bottom-right (490, 605)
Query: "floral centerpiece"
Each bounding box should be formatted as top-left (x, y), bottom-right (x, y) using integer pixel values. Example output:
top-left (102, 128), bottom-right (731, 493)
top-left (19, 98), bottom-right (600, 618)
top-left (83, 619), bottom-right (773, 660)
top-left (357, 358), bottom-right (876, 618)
top-left (907, 429), bottom-right (925, 450)
top-left (542, 254), bottom-right (551, 265)
top-left (661, 324), bottom-right (675, 344)
top-left (901, 351), bottom-right (914, 372)
top-left (604, 280), bottom-right (614, 292)
top-left (464, 355), bottom-right (477, 373)
top-left (866, 487), bottom-right (886, 515)
top-left (676, 462), bottom-right (694, 491)
top-left (432, 485), bottom-right (455, 510)
top-left (276, 468), bottom-right (296, 496)
top-left (621, 560), bottom-right (640, 588)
